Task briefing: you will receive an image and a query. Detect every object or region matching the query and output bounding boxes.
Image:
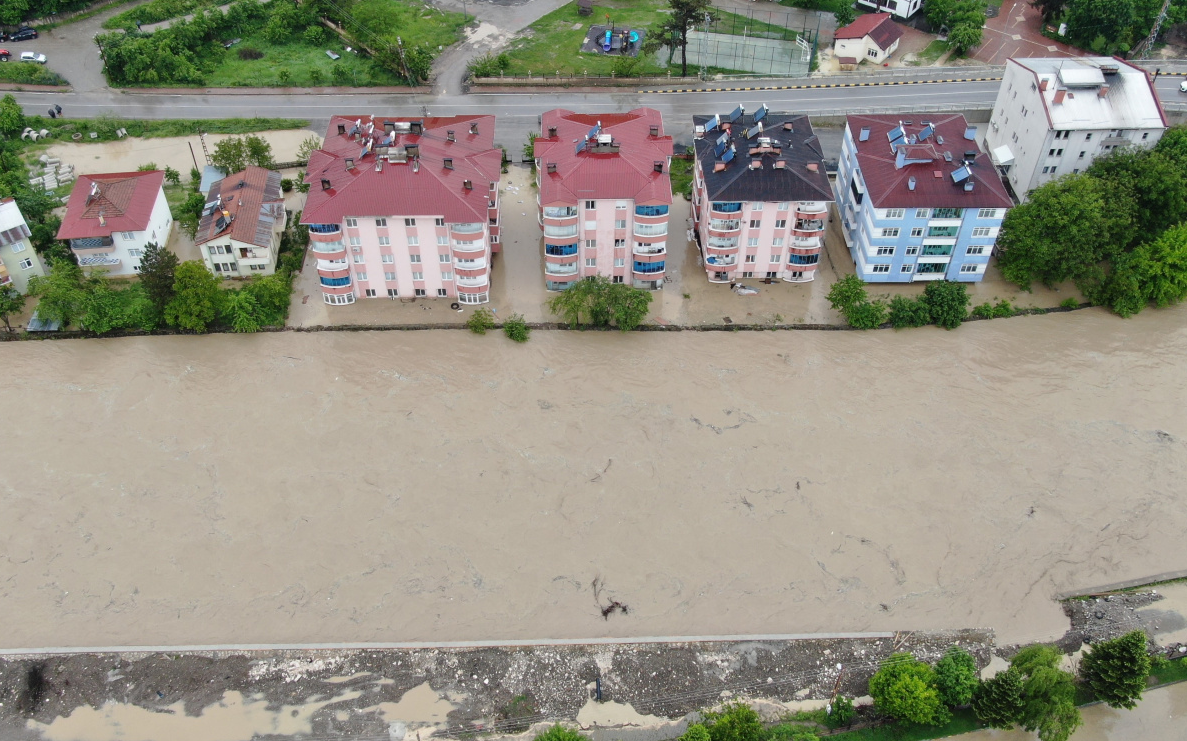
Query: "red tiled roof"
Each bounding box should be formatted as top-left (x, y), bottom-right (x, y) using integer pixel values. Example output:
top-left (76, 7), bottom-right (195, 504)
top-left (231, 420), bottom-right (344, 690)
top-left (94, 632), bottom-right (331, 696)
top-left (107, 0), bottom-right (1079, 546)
top-left (301, 115), bottom-right (500, 225)
top-left (57, 170), bottom-right (165, 240)
top-left (846, 114), bottom-right (1013, 210)
top-left (834, 13), bottom-right (902, 51)
top-left (533, 108), bottom-right (674, 206)
top-left (195, 166), bottom-right (284, 248)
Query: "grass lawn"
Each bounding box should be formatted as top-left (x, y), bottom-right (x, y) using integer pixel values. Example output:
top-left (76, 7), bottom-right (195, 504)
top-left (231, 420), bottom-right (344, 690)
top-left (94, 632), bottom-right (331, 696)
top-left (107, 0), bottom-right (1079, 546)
top-left (501, 0), bottom-right (801, 77)
top-left (670, 156), bottom-right (694, 199)
top-left (205, 37), bottom-right (403, 87)
top-left (917, 40), bottom-right (950, 65)
top-left (104, 0), bottom-right (218, 30)
top-left (826, 709), bottom-right (982, 741)
top-left (346, 0), bottom-right (468, 51)
top-left (0, 62), bottom-right (68, 86)
top-left (1152, 657), bottom-right (1187, 685)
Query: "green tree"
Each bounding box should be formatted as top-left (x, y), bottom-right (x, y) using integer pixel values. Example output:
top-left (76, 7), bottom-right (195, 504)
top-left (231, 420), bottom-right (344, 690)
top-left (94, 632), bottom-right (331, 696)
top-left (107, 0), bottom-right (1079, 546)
top-left (1155, 124), bottom-right (1187, 169)
top-left (241, 272), bottom-right (292, 325)
top-left (404, 45), bottom-right (435, 84)
top-left (79, 279), bottom-right (155, 333)
top-left (680, 724), bottom-right (711, 741)
top-left (223, 288), bottom-right (261, 332)
top-left (0, 283), bottom-right (26, 333)
top-left (138, 242), bottom-right (179, 318)
top-left (1080, 630), bottom-right (1151, 709)
top-left (547, 275), bottom-right (652, 330)
top-left (296, 134), bottom-right (323, 163)
top-left (948, 22), bottom-right (984, 54)
top-left (1134, 224), bottom-right (1187, 309)
top-left (533, 726), bottom-right (585, 741)
top-left (658, 0), bottom-right (720, 77)
top-left (920, 280), bottom-right (969, 329)
top-left (466, 306), bottom-right (496, 334)
top-left (868, 653), bottom-right (949, 726)
top-left (1065, 0), bottom-right (1136, 51)
top-left (604, 281), bottom-right (653, 331)
top-left (826, 274), bottom-right (869, 314)
top-left (503, 313), bottom-right (530, 342)
top-left (1032, 0), bottom-right (1067, 23)
top-left (176, 191), bottom-right (208, 239)
top-left (0, 94), bottom-right (26, 139)
top-left (702, 702), bottom-right (765, 741)
top-left (834, 3), bottom-right (857, 28)
top-left (844, 298), bottom-right (888, 330)
top-left (1010, 645), bottom-right (1082, 741)
top-left (935, 647), bottom-right (980, 707)
top-left (164, 165), bottom-right (182, 185)
top-left (211, 136), bottom-right (249, 174)
top-left (26, 259), bottom-right (88, 327)
top-left (972, 667), bottom-right (1025, 729)
top-left (165, 260), bottom-right (223, 332)
top-left (1086, 149), bottom-right (1187, 244)
top-left (826, 695), bottom-right (855, 728)
top-left (244, 134), bottom-right (274, 169)
top-left (887, 294), bottom-right (930, 329)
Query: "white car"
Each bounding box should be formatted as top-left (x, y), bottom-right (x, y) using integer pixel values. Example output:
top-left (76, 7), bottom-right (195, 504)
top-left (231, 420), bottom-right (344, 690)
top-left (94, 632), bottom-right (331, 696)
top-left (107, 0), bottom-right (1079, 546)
top-left (20, 51), bottom-right (46, 64)
top-left (1181, 79), bottom-right (1187, 93)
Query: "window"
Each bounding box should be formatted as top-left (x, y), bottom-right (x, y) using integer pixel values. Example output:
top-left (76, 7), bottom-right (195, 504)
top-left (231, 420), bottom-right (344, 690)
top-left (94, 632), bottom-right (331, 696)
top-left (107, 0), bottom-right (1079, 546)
top-left (976, 208), bottom-right (998, 219)
top-left (384, 271), bottom-right (397, 281)
top-left (769, 254), bottom-right (781, 263)
top-left (349, 237), bottom-right (361, 247)
top-left (409, 254), bottom-right (423, 264)
top-left (1142, 132), bottom-right (1150, 141)
top-left (441, 272), bottom-right (454, 281)
top-left (414, 288), bottom-right (426, 297)
top-left (931, 208), bottom-right (963, 219)
top-left (1085, 133), bottom-right (1092, 141)
top-left (745, 254), bottom-right (756, 263)
top-left (408, 235), bottom-right (419, 246)
top-left (747, 237), bottom-right (759, 247)
top-left (439, 254), bottom-right (451, 263)
top-left (121, 231), bottom-right (134, 240)
top-left (435, 218), bottom-right (445, 226)
top-left (585, 239), bottom-right (597, 249)
top-left (788, 254), bottom-right (819, 265)
top-left (323, 292), bottom-right (354, 305)
top-left (876, 246), bottom-right (895, 256)
top-left (614, 257), bottom-right (625, 267)
top-left (10, 241), bottom-right (25, 253)
top-left (960, 264), bottom-right (981, 273)
top-left (751, 203), bottom-right (763, 211)
top-left (387, 288), bottom-right (399, 297)
top-left (901, 264), bottom-right (915, 273)
top-left (915, 209), bottom-right (929, 218)
top-left (615, 200), bottom-right (628, 209)
top-left (402, 218), bottom-right (414, 227)
top-left (871, 264), bottom-right (890, 273)
top-left (906, 245), bottom-right (919, 255)
top-left (437, 288), bottom-right (448, 297)
top-left (774, 220), bottom-right (787, 229)
top-left (437, 235), bottom-right (448, 245)
top-left (766, 270), bottom-right (780, 278)
top-left (910, 227), bottom-right (924, 238)
top-left (867, 48), bottom-right (879, 58)
top-left (19, 257), bottom-right (34, 270)
top-left (885, 208), bottom-right (905, 219)
top-left (356, 271), bottom-right (369, 281)
top-left (346, 218), bottom-right (358, 228)
top-left (412, 272), bottom-right (424, 280)
top-left (614, 220), bottom-right (626, 229)
top-left (249, 264), bottom-right (265, 271)
top-left (612, 275), bottom-right (624, 283)
top-left (352, 254), bottom-right (364, 264)
top-left (378, 236), bottom-right (390, 246)
top-left (584, 200), bottom-right (596, 210)
top-left (772, 237), bottom-right (784, 247)
top-left (376, 218), bottom-right (388, 227)
top-left (614, 238), bottom-right (625, 248)
top-left (966, 246), bottom-right (986, 255)
top-left (381, 254), bottom-right (394, 263)
top-left (749, 219), bottom-right (761, 228)
top-left (741, 271), bottom-right (754, 278)
top-left (778, 202), bottom-right (789, 211)
top-left (921, 244), bottom-right (954, 256)
top-left (880, 228), bottom-right (900, 238)
top-left (585, 257), bottom-right (596, 267)
top-left (128, 248), bottom-right (142, 257)
top-left (971, 227), bottom-right (992, 237)
top-left (365, 288), bottom-right (377, 297)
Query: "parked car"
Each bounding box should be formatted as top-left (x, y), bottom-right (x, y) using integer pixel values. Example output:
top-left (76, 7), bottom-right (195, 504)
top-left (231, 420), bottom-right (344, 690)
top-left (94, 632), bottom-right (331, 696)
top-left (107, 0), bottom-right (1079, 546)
top-left (0, 49), bottom-right (10, 62)
top-left (20, 51), bottom-right (46, 64)
top-left (1181, 80), bottom-right (1187, 93)
top-left (6, 27), bottom-right (39, 42)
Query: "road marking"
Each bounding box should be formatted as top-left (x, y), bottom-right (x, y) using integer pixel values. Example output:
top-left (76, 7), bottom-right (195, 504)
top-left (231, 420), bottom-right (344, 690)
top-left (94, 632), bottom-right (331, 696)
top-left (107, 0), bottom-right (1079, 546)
top-left (640, 76), bottom-right (1005, 94)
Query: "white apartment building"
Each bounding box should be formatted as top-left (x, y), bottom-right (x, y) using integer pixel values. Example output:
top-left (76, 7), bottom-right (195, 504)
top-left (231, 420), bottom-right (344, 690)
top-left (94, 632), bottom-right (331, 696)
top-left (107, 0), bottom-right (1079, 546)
top-left (0, 198), bottom-right (46, 293)
top-left (57, 170), bottom-right (173, 276)
top-left (985, 57), bottom-right (1167, 199)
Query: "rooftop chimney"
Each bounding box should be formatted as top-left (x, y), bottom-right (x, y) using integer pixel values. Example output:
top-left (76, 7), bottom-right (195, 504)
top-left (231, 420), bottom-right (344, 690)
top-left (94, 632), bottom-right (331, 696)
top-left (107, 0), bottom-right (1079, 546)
top-left (337, 124), bottom-right (346, 135)
top-left (649, 125), bottom-right (659, 137)
top-left (447, 130), bottom-right (456, 142)
top-left (548, 126), bottom-right (557, 138)
top-left (1040, 78), bottom-right (1049, 91)
top-left (546, 163), bottom-right (557, 173)
top-left (444, 157), bottom-right (454, 170)
top-left (470, 122), bottom-right (478, 134)
top-left (321, 178), bottom-right (331, 190)
top-left (908, 176), bottom-right (917, 191)
top-left (750, 159), bottom-right (762, 170)
top-left (653, 161), bottom-right (663, 173)
top-left (1098, 84), bottom-right (1109, 97)
top-left (384, 121), bottom-right (395, 133)
top-left (345, 158), bottom-right (354, 169)
top-left (463, 179), bottom-right (473, 190)
top-left (714, 162), bottom-right (727, 172)
top-left (410, 121), bottom-right (423, 135)
top-left (1053, 89), bottom-right (1067, 104)
top-left (806, 163), bottom-right (819, 172)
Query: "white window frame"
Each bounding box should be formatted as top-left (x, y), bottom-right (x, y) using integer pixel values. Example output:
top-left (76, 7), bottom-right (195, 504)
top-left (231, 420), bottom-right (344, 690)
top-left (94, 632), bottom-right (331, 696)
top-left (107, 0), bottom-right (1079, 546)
top-left (376, 218), bottom-right (388, 227)
top-left (345, 218), bottom-right (358, 228)
top-left (881, 228), bottom-right (900, 238)
top-left (871, 264), bottom-right (890, 273)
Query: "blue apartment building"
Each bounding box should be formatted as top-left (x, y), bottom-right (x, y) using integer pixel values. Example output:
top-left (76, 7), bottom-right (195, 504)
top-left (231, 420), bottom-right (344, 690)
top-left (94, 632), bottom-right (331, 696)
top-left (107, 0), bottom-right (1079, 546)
top-left (836, 114), bottom-right (1013, 283)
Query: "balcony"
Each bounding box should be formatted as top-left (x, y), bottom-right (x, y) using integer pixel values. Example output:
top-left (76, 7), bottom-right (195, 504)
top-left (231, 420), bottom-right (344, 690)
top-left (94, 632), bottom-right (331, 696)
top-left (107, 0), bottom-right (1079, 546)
top-left (543, 224), bottom-right (578, 238)
top-left (320, 275), bottom-right (352, 287)
top-left (793, 236), bottom-right (820, 247)
top-left (545, 243), bottom-right (579, 257)
top-left (633, 223), bottom-right (668, 237)
top-left (794, 219), bottom-right (824, 232)
top-left (452, 240), bottom-right (485, 253)
top-left (709, 220), bottom-right (741, 234)
top-left (544, 206), bottom-right (579, 218)
top-left (451, 222), bottom-right (484, 235)
top-left (632, 261), bottom-right (665, 275)
top-left (635, 204), bottom-right (669, 217)
top-left (633, 244), bottom-right (666, 256)
top-left (316, 259), bottom-right (349, 271)
top-left (310, 240), bottom-right (346, 254)
top-left (704, 255), bottom-right (736, 267)
top-left (706, 237), bottom-right (739, 251)
top-left (309, 224), bottom-right (341, 234)
top-left (455, 257), bottom-right (488, 271)
top-left (711, 202), bottom-right (743, 214)
top-left (71, 236), bottom-right (114, 251)
top-left (796, 201), bottom-right (827, 216)
top-left (78, 254), bottom-right (121, 267)
top-left (457, 274), bottom-right (490, 288)
top-left (545, 262), bottom-right (579, 276)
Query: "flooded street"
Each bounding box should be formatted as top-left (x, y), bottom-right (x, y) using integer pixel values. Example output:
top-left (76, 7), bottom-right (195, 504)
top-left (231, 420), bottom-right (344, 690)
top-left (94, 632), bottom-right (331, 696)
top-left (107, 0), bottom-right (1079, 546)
top-left (1, 307), bottom-right (1186, 651)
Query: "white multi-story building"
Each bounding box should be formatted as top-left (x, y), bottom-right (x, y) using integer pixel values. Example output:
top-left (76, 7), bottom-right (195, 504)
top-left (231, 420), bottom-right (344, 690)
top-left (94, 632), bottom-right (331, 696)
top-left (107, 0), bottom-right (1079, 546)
top-left (301, 115), bottom-right (501, 306)
top-left (57, 170), bottom-right (173, 276)
top-left (0, 197), bottom-right (46, 293)
top-left (195, 166), bottom-right (286, 277)
top-left (984, 57), bottom-right (1167, 200)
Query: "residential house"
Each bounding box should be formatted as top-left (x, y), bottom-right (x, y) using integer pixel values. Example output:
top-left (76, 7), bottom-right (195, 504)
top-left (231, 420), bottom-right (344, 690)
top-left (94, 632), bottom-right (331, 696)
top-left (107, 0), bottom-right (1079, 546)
top-left (533, 108), bottom-right (674, 291)
top-left (692, 106), bottom-right (833, 284)
top-left (855, 0), bottom-right (921, 20)
top-left (836, 114), bottom-right (1013, 282)
top-left (833, 13), bottom-right (903, 68)
top-left (0, 198), bottom-right (46, 293)
top-left (195, 166), bottom-right (286, 277)
top-left (301, 115), bottom-right (501, 305)
top-left (984, 57), bottom-right (1167, 199)
top-left (56, 170), bottom-right (172, 276)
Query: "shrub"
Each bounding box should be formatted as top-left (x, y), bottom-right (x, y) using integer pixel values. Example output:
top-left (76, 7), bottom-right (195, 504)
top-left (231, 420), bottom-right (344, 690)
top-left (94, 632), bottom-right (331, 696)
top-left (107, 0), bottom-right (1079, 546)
top-left (309, 68), bottom-right (324, 85)
top-left (280, 178), bottom-right (293, 192)
top-left (137, 162), bottom-right (159, 171)
top-left (826, 274), bottom-right (868, 313)
top-left (935, 647), bottom-right (980, 707)
top-left (278, 69), bottom-right (291, 84)
top-left (888, 294), bottom-right (930, 329)
top-left (868, 653), bottom-right (950, 726)
top-left (503, 313), bottom-right (530, 342)
top-left (1059, 297), bottom-right (1079, 309)
top-left (825, 695), bottom-right (855, 728)
top-left (534, 726), bottom-right (585, 741)
top-left (303, 24), bottom-right (328, 45)
top-left (992, 299), bottom-right (1015, 317)
top-left (163, 165), bottom-right (181, 185)
top-left (466, 307), bottom-right (496, 334)
top-left (920, 280), bottom-right (970, 330)
top-left (237, 47), bottom-right (264, 60)
top-left (767, 725), bottom-right (817, 741)
top-left (680, 724), bottom-right (711, 741)
top-left (845, 299), bottom-right (887, 330)
top-left (703, 702), bottom-right (765, 741)
top-left (971, 301), bottom-right (994, 319)
top-left (973, 667), bottom-right (1025, 729)
top-left (469, 52), bottom-right (511, 78)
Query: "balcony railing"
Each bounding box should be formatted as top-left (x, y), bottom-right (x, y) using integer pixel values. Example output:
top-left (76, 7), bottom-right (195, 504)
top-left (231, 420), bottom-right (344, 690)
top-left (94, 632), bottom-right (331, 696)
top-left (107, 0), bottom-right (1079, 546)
top-left (794, 220), bottom-right (824, 231)
top-left (635, 204), bottom-right (669, 217)
top-left (310, 240), bottom-right (345, 253)
top-left (633, 223), bottom-right (668, 237)
top-left (545, 244), bottom-right (579, 257)
top-left (633, 244), bottom-right (666, 256)
top-left (71, 236), bottom-right (114, 250)
top-left (797, 202), bottom-right (827, 213)
top-left (709, 220), bottom-right (741, 232)
top-left (633, 261), bottom-right (665, 274)
top-left (451, 222), bottom-right (484, 234)
top-left (707, 237), bottom-right (739, 249)
top-left (704, 255), bottom-right (736, 267)
top-left (457, 275), bottom-right (490, 287)
top-left (319, 275), bottom-right (351, 287)
top-left (309, 224), bottom-right (342, 234)
top-left (452, 240), bottom-right (485, 253)
top-left (454, 258), bottom-right (488, 270)
top-left (78, 254), bottom-right (121, 267)
top-left (544, 206), bottom-right (579, 218)
top-left (711, 202), bottom-right (742, 213)
top-left (543, 224), bottom-right (578, 238)
top-left (545, 262), bottom-right (579, 276)
top-left (316, 259), bottom-right (349, 271)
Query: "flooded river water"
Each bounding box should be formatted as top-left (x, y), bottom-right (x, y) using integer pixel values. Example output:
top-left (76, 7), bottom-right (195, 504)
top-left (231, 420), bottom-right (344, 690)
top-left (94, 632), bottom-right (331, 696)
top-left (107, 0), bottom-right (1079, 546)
top-left (1, 307), bottom-right (1186, 650)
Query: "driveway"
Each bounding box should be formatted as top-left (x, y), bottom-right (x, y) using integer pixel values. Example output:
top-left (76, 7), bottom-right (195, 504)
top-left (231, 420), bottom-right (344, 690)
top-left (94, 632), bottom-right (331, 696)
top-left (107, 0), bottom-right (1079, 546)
top-left (972, 0), bottom-right (1084, 65)
top-left (19, 1), bottom-right (153, 94)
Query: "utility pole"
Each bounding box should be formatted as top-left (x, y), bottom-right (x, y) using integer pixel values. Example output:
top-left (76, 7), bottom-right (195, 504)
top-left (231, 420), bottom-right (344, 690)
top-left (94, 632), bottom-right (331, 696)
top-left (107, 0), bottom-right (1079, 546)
top-left (699, 11), bottom-right (710, 80)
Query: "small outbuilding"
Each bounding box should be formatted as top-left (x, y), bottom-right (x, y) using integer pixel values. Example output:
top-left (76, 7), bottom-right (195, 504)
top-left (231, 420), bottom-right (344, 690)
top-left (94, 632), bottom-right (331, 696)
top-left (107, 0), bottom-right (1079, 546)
top-left (833, 13), bottom-right (903, 65)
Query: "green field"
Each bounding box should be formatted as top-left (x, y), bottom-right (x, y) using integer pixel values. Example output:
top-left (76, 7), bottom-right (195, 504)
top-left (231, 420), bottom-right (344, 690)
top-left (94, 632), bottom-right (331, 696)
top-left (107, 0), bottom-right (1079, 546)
top-left (0, 62), bottom-right (68, 86)
top-left (347, 0), bottom-right (468, 51)
top-left (826, 709), bottom-right (982, 741)
top-left (104, 0), bottom-right (217, 30)
top-left (204, 38), bottom-right (403, 87)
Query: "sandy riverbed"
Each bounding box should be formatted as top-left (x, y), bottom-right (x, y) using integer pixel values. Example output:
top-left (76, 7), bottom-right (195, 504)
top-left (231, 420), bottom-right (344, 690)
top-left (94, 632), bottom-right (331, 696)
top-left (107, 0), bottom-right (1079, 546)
top-left (43, 129), bottom-right (318, 176)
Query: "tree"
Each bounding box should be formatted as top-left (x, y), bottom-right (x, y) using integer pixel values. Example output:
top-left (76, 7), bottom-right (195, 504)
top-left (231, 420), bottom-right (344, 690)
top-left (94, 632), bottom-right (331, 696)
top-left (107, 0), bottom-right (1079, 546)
top-left (165, 260), bottom-right (223, 332)
top-left (887, 294), bottom-right (930, 329)
top-left (935, 647), bottom-right (980, 707)
top-left (680, 724), bottom-right (710, 741)
top-left (164, 165), bottom-right (182, 185)
top-left (947, 22), bottom-right (983, 54)
top-left (26, 259), bottom-right (88, 327)
top-left (223, 288), bottom-right (261, 332)
top-left (1086, 149), bottom-right (1187, 244)
top-left (1134, 224), bottom-right (1187, 309)
top-left (1010, 645), bottom-right (1082, 741)
top-left (296, 134), bottom-right (322, 163)
top-left (825, 695), bottom-right (855, 728)
top-left (79, 278), bottom-right (155, 333)
top-left (138, 242), bottom-right (179, 318)
top-left (826, 274), bottom-right (869, 313)
top-left (834, 3), bottom-right (857, 28)
top-left (972, 667), bottom-right (1025, 729)
top-left (0, 94), bottom-right (25, 139)
top-left (1065, 0), bottom-right (1136, 52)
top-left (211, 136), bottom-right (249, 174)
top-left (1032, 0), bottom-right (1066, 23)
top-left (658, 0), bottom-right (719, 77)
top-left (0, 283), bottom-right (26, 333)
top-left (503, 313), bottom-right (530, 342)
top-left (868, 653), bottom-right (949, 726)
top-left (404, 45), bottom-right (435, 84)
top-left (604, 281), bottom-right (654, 331)
top-left (533, 726), bottom-right (585, 741)
top-left (241, 272), bottom-right (292, 326)
top-left (546, 276), bottom-right (653, 330)
top-left (244, 134), bottom-right (275, 169)
top-left (702, 702), bottom-right (765, 741)
top-left (1080, 630), bottom-right (1151, 709)
top-left (920, 281), bottom-right (969, 329)
top-left (176, 191), bottom-right (207, 239)
top-left (466, 307), bottom-right (496, 334)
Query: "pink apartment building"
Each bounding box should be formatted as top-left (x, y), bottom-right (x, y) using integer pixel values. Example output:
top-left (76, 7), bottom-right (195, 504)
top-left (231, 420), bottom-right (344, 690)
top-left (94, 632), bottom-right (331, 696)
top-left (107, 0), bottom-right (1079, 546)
top-left (533, 108), bottom-right (674, 291)
top-left (692, 107), bottom-right (833, 284)
top-left (301, 115), bottom-right (501, 305)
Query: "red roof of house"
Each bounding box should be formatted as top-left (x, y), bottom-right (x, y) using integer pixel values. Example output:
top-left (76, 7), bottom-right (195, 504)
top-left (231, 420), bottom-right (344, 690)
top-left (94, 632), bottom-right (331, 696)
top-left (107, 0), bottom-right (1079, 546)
top-left (533, 108), bottom-right (674, 207)
top-left (301, 115), bottom-right (500, 225)
top-left (195, 166), bottom-right (285, 248)
top-left (846, 114), bottom-right (1013, 210)
top-left (57, 170), bottom-right (165, 240)
top-left (833, 13), bottom-right (903, 51)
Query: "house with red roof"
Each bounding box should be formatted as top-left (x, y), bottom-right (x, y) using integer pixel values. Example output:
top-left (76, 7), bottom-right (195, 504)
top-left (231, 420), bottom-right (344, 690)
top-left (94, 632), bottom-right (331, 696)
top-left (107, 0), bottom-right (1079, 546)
top-left (301, 115), bottom-right (501, 306)
top-left (835, 114), bottom-right (1013, 282)
top-left (196, 166), bottom-right (285, 277)
top-left (533, 108), bottom-right (673, 291)
top-left (833, 13), bottom-right (903, 67)
top-left (57, 170), bottom-right (172, 276)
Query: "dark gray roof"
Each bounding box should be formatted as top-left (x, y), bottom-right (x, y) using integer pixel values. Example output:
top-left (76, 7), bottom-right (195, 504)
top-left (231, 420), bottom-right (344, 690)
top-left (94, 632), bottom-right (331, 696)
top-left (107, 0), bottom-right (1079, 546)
top-left (692, 112), bottom-right (831, 203)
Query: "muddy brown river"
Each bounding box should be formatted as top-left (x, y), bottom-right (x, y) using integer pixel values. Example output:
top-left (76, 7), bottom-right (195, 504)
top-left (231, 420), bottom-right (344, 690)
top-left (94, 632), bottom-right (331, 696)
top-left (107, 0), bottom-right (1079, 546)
top-left (1, 307), bottom-right (1185, 650)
